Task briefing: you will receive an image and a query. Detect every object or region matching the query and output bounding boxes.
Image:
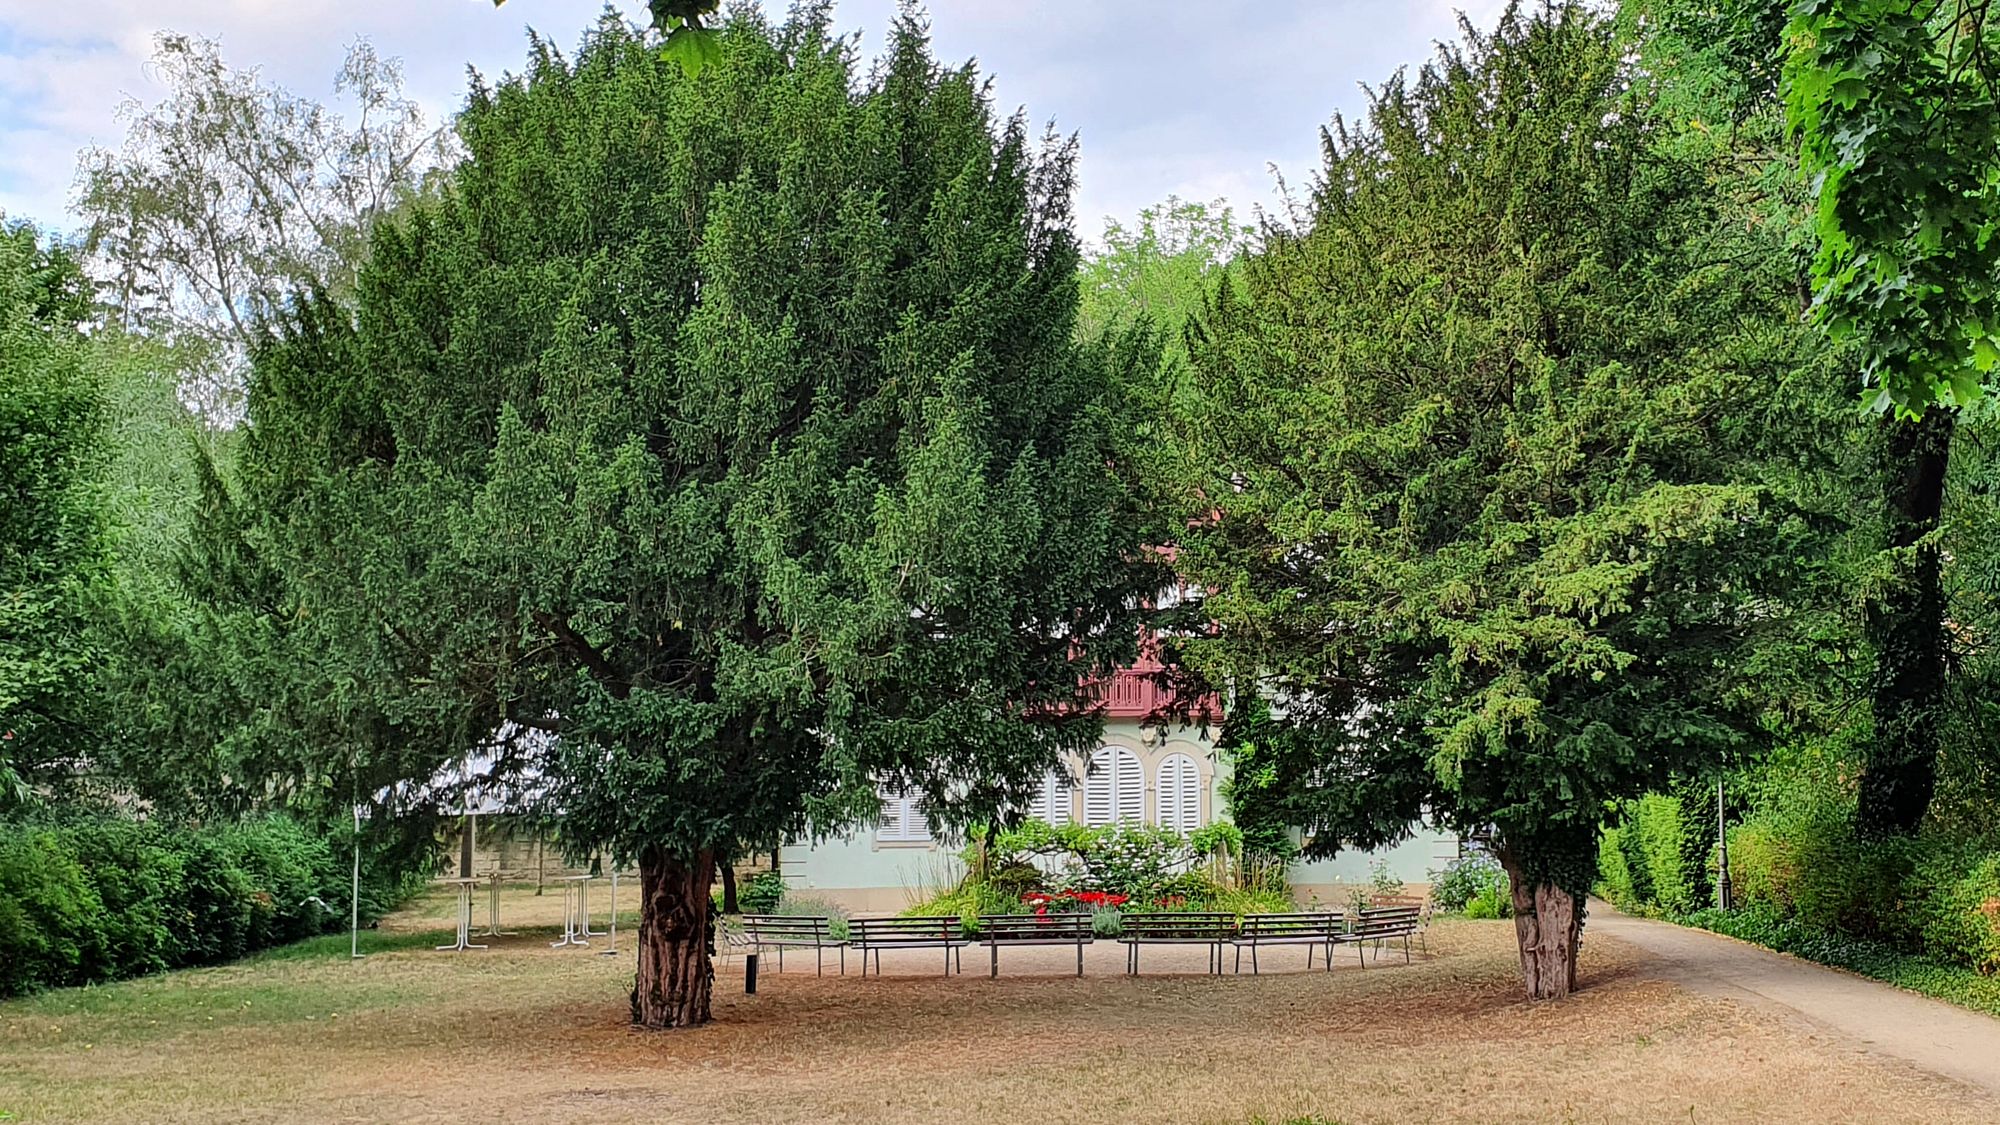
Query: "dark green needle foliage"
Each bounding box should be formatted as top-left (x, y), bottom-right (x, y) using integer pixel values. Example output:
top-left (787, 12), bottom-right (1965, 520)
top-left (1171, 3), bottom-right (1847, 997)
top-left (234, 8), bottom-right (1157, 1027)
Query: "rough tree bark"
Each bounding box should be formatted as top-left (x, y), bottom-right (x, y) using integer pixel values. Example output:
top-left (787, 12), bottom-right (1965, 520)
top-left (632, 845), bottom-right (716, 1030)
top-left (1496, 847), bottom-right (1582, 1000)
top-left (720, 862), bottom-right (738, 915)
top-left (1859, 408), bottom-right (1954, 837)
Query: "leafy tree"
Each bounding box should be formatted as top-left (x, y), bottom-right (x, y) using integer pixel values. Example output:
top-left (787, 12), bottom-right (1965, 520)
top-left (1078, 197), bottom-right (1250, 351)
top-left (1170, 3), bottom-right (1848, 998)
top-left (74, 33), bottom-right (450, 419)
top-left (0, 220), bottom-right (107, 804)
top-left (233, 10), bottom-right (1157, 1028)
top-left (1787, 0), bottom-right (2000, 415)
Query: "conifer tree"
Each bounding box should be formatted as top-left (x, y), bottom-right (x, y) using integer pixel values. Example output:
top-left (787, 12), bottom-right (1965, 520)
top-left (1172, 4), bottom-right (1846, 998)
top-left (235, 10), bottom-right (1157, 1028)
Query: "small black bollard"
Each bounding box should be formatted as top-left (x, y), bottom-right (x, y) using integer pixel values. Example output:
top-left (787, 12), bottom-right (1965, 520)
top-left (745, 951), bottom-right (758, 994)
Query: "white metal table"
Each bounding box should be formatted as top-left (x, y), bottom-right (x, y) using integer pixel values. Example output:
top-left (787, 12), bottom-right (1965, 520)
top-left (434, 877), bottom-right (488, 952)
top-left (479, 871), bottom-right (516, 937)
top-left (551, 874), bottom-right (594, 949)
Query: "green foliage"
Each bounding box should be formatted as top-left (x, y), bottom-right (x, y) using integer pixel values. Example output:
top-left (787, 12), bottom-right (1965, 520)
top-left (226, 7), bottom-right (1160, 992)
top-left (1785, 0), bottom-right (2000, 413)
top-left (736, 871), bottom-right (786, 915)
top-left (0, 219), bottom-right (109, 803)
top-left (1172, 3), bottom-right (1847, 911)
top-left (767, 893), bottom-right (851, 941)
top-left (1598, 788), bottom-right (1715, 915)
top-left (1431, 853), bottom-right (1509, 915)
top-left (1463, 881), bottom-right (1512, 920)
top-left (0, 813), bottom-right (368, 997)
top-left (992, 818), bottom-right (1213, 900)
top-left (1089, 905), bottom-right (1123, 938)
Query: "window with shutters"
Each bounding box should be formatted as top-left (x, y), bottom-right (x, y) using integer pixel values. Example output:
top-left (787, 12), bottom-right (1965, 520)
top-left (1028, 769), bottom-right (1071, 824)
top-left (1157, 753), bottom-right (1202, 832)
top-left (1082, 747), bottom-right (1143, 827)
top-left (875, 786), bottom-right (930, 843)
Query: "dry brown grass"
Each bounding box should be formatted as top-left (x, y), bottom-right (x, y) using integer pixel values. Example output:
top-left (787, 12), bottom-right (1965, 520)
top-left (2, 886), bottom-right (1994, 1124)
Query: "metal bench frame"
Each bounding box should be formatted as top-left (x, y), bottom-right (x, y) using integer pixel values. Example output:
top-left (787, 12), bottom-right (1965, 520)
top-left (978, 913), bottom-right (1094, 977)
top-left (848, 915), bottom-right (969, 977)
top-left (1230, 910), bottom-right (1347, 974)
top-left (742, 914), bottom-right (844, 975)
top-left (1350, 905), bottom-right (1422, 966)
top-left (1117, 911), bottom-right (1236, 975)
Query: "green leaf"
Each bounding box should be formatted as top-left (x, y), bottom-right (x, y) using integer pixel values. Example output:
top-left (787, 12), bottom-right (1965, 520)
top-left (660, 26), bottom-right (723, 78)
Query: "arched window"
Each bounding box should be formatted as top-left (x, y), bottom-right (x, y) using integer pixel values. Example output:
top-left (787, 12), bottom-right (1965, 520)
top-left (1028, 769), bottom-right (1070, 824)
top-left (1157, 753), bottom-right (1202, 833)
top-left (1083, 747), bottom-right (1143, 827)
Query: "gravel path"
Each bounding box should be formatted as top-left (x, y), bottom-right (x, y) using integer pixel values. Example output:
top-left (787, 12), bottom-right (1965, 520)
top-left (1591, 902), bottom-right (2000, 1098)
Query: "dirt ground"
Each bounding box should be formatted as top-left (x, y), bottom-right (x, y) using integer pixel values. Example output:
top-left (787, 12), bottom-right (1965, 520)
top-left (3, 884), bottom-right (1996, 1124)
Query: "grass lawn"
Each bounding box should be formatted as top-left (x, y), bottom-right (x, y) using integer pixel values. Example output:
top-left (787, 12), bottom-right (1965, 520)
top-left (2, 885), bottom-right (1995, 1124)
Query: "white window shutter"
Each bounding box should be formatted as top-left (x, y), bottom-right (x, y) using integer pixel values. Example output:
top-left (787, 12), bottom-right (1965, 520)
top-left (1085, 748), bottom-right (1142, 827)
top-left (1116, 750), bottom-right (1142, 824)
top-left (1158, 754), bottom-right (1200, 833)
top-left (1031, 769), bottom-right (1069, 824)
top-left (876, 786), bottom-right (930, 842)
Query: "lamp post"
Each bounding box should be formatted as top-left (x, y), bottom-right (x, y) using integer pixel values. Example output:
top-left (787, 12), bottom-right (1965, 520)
top-left (1716, 779), bottom-right (1733, 911)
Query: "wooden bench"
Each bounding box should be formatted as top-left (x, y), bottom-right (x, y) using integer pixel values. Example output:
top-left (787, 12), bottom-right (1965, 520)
top-left (1367, 892), bottom-right (1433, 954)
top-left (1117, 911), bottom-right (1235, 975)
top-left (1230, 911), bottom-right (1346, 974)
top-left (848, 915), bottom-right (969, 977)
top-left (742, 914), bottom-right (844, 975)
top-left (979, 913), bottom-right (1093, 977)
top-left (1349, 905), bottom-right (1423, 966)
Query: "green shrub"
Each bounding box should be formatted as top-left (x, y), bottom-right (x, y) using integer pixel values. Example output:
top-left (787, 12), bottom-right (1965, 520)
top-left (1090, 905), bottom-right (1123, 938)
top-left (1463, 880), bottom-right (1510, 920)
top-left (1899, 844), bottom-right (2000, 975)
top-left (0, 828), bottom-right (99, 993)
top-left (0, 813), bottom-right (357, 996)
top-left (737, 871), bottom-right (786, 915)
top-left (1431, 853), bottom-right (1508, 914)
top-left (1632, 794), bottom-right (1696, 915)
top-left (1596, 827), bottom-right (1639, 910)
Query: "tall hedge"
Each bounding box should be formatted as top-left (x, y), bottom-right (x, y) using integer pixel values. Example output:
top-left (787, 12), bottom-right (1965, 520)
top-left (0, 814), bottom-right (357, 996)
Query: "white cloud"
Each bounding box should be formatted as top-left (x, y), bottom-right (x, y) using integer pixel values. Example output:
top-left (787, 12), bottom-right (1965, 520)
top-left (0, 0), bottom-right (1510, 238)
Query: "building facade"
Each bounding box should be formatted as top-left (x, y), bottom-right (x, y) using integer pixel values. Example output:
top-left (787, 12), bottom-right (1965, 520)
top-left (782, 666), bottom-right (1458, 912)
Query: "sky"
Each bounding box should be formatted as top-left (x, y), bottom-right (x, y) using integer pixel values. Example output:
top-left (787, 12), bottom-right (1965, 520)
top-left (0, 1), bottom-right (1509, 242)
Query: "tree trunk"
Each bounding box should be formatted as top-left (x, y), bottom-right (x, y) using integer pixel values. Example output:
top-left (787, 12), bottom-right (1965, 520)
top-left (720, 861), bottom-right (738, 915)
top-left (1859, 408), bottom-right (1954, 837)
top-left (632, 845), bottom-right (715, 1030)
top-left (1497, 849), bottom-right (1582, 1000)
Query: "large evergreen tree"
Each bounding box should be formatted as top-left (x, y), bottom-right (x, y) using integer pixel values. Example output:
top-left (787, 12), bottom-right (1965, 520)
top-left (1169, 4), bottom-right (1846, 998)
top-left (232, 10), bottom-right (1157, 1028)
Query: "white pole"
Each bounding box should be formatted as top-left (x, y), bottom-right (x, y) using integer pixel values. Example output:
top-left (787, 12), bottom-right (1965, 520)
top-left (350, 802), bottom-right (364, 959)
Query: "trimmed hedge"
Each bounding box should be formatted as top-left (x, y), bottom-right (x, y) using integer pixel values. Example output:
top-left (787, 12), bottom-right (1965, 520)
top-left (0, 813), bottom-right (359, 996)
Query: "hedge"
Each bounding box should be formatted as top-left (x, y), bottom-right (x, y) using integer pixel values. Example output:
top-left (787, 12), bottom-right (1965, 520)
top-left (0, 813), bottom-right (366, 996)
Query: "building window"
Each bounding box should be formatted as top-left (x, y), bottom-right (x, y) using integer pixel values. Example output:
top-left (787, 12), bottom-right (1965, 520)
top-left (1028, 769), bottom-right (1070, 824)
top-left (876, 787), bottom-right (930, 843)
top-left (1157, 753), bottom-right (1202, 833)
top-left (1083, 747), bottom-right (1143, 827)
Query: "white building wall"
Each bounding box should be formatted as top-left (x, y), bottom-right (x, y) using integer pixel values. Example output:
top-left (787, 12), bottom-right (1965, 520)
top-left (780, 717), bottom-right (1457, 911)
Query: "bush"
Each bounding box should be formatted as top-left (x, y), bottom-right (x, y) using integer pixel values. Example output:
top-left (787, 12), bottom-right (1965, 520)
top-left (0, 813), bottom-right (359, 997)
top-left (1431, 852), bottom-right (1507, 914)
top-left (771, 893), bottom-right (851, 941)
top-left (737, 871), bottom-right (787, 915)
top-left (1464, 880), bottom-right (1511, 919)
